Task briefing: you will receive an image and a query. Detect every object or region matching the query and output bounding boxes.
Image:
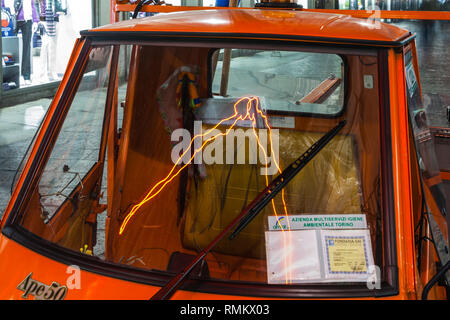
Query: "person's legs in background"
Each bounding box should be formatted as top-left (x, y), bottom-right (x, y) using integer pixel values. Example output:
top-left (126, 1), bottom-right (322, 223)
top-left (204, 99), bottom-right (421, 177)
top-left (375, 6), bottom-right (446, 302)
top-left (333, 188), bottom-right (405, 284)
top-left (47, 33), bottom-right (58, 81)
top-left (15, 19), bottom-right (33, 85)
top-left (37, 33), bottom-right (49, 83)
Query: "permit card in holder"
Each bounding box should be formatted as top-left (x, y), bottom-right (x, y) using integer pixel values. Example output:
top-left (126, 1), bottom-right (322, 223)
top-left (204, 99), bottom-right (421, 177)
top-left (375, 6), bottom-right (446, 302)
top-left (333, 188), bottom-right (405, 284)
top-left (265, 216), bottom-right (376, 284)
top-left (320, 229), bottom-right (375, 281)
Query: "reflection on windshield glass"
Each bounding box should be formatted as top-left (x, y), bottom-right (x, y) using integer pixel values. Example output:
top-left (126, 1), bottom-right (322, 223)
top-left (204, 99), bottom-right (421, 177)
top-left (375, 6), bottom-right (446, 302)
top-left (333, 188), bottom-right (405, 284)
top-left (17, 44), bottom-right (384, 289)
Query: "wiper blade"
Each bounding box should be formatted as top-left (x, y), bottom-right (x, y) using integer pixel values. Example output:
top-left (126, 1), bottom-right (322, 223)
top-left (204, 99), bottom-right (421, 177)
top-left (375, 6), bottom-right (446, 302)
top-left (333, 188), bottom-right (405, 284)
top-left (229, 120), bottom-right (346, 239)
top-left (150, 120), bottom-right (346, 300)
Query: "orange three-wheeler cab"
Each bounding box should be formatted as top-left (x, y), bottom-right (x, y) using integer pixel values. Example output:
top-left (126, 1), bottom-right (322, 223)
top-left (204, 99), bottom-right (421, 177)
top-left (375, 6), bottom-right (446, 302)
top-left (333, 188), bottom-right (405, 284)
top-left (0, 8), bottom-right (448, 300)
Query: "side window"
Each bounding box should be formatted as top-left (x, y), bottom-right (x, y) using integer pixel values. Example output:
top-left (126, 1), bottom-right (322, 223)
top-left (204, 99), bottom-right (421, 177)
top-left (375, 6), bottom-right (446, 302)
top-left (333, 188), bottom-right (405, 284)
top-left (405, 49), bottom-right (449, 280)
top-left (212, 49), bottom-right (345, 116)
top-left (16, 44), bottom-right (131, 256)
top-left (405, 49), bottom-right (447, 216)
top-left (38, 46), bottom-right (114, 220)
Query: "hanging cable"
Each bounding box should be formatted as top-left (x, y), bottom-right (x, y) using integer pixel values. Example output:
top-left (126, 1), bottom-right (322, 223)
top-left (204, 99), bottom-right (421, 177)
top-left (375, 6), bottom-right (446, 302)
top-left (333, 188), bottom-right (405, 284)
top-left (132, 0), bottom-right (162, 19)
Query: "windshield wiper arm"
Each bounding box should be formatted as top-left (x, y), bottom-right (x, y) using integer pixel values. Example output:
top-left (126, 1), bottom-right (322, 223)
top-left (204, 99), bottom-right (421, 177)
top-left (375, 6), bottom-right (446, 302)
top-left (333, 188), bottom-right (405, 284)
top-left (229, 120), bottom-right (346, 239)
top-left (150, 120), bottom-right (346, 300)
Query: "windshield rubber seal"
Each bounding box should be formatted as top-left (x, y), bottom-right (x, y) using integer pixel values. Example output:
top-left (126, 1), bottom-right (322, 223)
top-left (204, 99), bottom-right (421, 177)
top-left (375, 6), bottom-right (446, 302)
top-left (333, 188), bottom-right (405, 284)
top-left (80, 30), bottom-right (416, 49)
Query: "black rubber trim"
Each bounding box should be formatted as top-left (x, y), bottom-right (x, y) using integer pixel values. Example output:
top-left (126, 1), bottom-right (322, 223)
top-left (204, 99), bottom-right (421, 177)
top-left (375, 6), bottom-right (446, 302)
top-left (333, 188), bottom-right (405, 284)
top-left (2, 224), bottom-right (399, 299)
top-left (80, 30), bottom-right (416, 48)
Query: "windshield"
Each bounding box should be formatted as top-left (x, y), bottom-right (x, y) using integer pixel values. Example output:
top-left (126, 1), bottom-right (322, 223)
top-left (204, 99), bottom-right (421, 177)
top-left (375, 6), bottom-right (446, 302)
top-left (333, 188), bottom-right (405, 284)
top-left (15, 42), bottom-right (387, 294)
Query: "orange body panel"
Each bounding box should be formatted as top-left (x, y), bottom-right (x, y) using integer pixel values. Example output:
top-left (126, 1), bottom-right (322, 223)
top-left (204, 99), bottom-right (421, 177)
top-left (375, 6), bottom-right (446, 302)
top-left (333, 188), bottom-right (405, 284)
top-left (94, 9), bottom-right (410, 44)
top-left (0, 233), bottom-right (413, 300)
top-left (0, 6), bottom-right (447, 300)
top-left (388, 49), bottom-right (417, 299)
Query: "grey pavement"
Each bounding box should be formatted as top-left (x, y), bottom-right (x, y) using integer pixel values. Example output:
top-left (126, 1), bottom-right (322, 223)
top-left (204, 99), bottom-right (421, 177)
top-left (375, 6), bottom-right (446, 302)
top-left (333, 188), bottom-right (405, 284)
top-left (0, 99), bottom-right (51, 215)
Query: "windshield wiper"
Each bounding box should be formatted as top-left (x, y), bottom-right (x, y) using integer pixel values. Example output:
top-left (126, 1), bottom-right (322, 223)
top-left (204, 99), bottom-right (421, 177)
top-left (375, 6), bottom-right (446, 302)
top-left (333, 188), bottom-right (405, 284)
top-left (229, 121), bottom-right (346, 239)
top-left (150, 120), bottom-right (346, 300)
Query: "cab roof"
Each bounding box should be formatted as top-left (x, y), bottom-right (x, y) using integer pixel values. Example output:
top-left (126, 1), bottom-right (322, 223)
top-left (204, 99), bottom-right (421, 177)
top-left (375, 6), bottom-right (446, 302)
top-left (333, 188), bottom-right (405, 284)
top-left (83, 9), bottom-right (413, 47)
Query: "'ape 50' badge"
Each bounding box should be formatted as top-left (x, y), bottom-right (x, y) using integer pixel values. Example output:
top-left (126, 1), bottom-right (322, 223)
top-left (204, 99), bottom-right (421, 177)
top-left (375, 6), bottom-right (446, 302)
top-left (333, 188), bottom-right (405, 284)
top-left (17, 273), bottom-right (68, 300)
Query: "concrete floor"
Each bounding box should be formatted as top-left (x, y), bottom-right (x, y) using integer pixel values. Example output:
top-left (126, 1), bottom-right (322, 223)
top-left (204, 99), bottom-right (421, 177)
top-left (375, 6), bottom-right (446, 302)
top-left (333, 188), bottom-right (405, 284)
top-left (0, 20), bottom-right (449, 221)
top-left (0, 99), bottom-right (51, 215)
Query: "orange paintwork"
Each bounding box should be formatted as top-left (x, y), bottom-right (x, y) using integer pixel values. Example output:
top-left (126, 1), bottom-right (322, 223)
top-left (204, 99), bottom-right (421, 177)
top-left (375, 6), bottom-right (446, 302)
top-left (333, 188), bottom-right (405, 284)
top-left (388, 49), bottom-right (417, 298)
top-left (0, 233), bottom-right (412, 300)
top-left (95, 9), bottom-right (411, 44)
top-left (0, 4), bottom-right (447, 300)
top-left (0, 233), bottom-right (265, 300)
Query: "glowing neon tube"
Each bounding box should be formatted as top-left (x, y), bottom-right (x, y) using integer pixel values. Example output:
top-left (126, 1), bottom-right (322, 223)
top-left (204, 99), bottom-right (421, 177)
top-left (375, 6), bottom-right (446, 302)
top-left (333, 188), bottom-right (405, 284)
top-left (119, 97), bottom-right (290, 237)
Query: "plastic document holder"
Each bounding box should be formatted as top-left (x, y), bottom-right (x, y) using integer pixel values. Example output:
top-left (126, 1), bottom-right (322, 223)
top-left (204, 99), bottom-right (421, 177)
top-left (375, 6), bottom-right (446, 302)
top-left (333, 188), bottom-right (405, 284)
top-left (265, 225), bottom-right (376, 284)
